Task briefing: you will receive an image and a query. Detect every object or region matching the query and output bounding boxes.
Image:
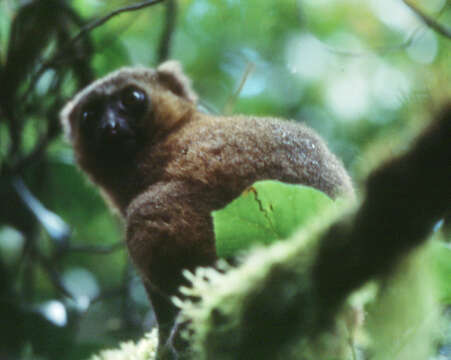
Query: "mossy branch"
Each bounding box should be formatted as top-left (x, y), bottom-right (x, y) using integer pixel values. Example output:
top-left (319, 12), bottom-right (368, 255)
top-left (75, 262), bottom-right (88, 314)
top-left (178, 103), bottom-right (450, 360)
top-left (86, 103), bottom-right (450, 360)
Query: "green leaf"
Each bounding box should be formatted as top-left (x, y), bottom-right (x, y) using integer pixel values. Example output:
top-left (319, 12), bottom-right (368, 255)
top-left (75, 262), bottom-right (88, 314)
top-left (430, 239), bottom-right (451, 304)
top-left (213, 180), bottom-right (333, 257)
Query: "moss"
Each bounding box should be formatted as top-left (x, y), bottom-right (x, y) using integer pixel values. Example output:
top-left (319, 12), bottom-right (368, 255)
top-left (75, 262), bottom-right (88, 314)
top-left (88, 329), bottom-right (158, 360)
top-left (177, 204), bottom-right (354, 360)
top-left (176, 201), bottom-right (439, 360)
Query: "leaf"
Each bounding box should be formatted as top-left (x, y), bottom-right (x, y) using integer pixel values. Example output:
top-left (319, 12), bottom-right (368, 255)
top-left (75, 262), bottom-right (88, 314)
top-left (430, 239), bottom-right (451, 304)
top-left (213, 180), bottom-right (333, 257)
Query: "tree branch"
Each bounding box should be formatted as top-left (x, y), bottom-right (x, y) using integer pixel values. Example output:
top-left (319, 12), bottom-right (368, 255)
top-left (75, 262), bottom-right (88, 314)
top-left (224, 62), bottom-right (255, 114)
top-left (12, 177), bottom-right (71, 245)
top-left (324, 27), bottom-right (422, 57)
top-left (180, 103), bottom-right (451, 359)
top-left (313, 102), bottom-right (451, 326)
top-left (403, 0), bottom-right (451, 39)
top-left (157, 0), bottom-right (177, 63)
top-left (68, 242), bottom-right (124, 254)
top-left (21, 0), bottom-right (166, 107)
top-left (71, 0), bottom-right (166, 46)
top-left (39, 256), bottom-right (75, 299)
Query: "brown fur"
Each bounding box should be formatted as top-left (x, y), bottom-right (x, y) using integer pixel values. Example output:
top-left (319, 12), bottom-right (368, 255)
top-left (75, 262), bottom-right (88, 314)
top-left (60, 61), bottom-right (354, 342)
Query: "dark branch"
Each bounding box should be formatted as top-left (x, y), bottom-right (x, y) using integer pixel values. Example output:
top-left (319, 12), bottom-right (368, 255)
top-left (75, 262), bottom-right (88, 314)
top-left (324, 27), bottom-right (422, 57)
top-left (211, 103), bottom-right (451, 360)
top-left (91, 286), bottom-right (126, 304)
top-left (39, 256), bottom-right (74, 299)
top-left (68, 242), bottom-right (124, 254)
top-left (403, 0), bottom-right (451, 39)
top-left (313, 102), bottom-right (451, 327)
top-left (8, 133), bottom-right (51, 176)
top-left (158, 0), bottom-right (177, 63)
top-left (71, 0), bottom-right (166, 46)
top-left (12, 177), bottom-right (71, 245)
top-left (21, 0), bottom-right (165, 106)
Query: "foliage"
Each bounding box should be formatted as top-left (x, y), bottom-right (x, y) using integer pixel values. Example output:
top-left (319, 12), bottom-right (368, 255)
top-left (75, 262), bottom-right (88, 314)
top-left (213, 180), bottom-right (334, 257)
top-left (89, 329), bottom-right (158, 360)
top-left (0, 0), bottom-right (449, 359)
top-left (180, 212), bottom-right (440, 360)
top-left (431, 239), bottom-right (451, 304)
top-left (87, 208), bottom-right (447, 360)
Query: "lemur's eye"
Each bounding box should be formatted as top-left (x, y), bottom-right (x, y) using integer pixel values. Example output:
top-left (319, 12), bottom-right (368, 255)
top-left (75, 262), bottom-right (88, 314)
top-left (81, 100), bottom-right (102, 125)
top-left (120, 86), bottom-right (147, 115)
top-left (82, 108), bottom-right (96, 122)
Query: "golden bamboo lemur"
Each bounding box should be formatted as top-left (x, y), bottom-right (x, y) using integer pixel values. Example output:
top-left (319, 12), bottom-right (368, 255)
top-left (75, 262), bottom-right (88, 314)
top-left (60, 61), bottom-right (353, 344)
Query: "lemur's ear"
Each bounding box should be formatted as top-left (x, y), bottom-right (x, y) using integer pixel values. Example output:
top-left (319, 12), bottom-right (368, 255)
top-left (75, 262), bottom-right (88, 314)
top-left (156, 61), bottom-right (198, 103)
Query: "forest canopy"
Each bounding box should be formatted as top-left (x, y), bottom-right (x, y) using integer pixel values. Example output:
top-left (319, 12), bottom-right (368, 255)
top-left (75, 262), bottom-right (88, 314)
top-left (0, 0), bottom-right (450, 359)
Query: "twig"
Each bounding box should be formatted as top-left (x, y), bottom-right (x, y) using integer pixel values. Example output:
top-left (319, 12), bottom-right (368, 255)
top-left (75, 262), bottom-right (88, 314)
top-left (8, 132), bottom-right (51, 175)
top-left (68, 242), bottom-right (124, 254)
top-left (3, 109), bottom-right (22, 163)
top-left (325, 3), bottom-right (449, 58)
top-left (91, 286), bottom-right (126, 304)
top-left (224, 62), bottom-right (255, 114)
top-left (21, 0), bottom-right (166, 105)
top-left (403, 0), bottom-right (451, 39)
top-left (39, 256), bottom-right (75, 299)
top-left (158, 0), bottom-right (177, 62)
top-left (121, 262), bottom-right (141, 329)
top-left (12, 177), bottom-right (71, 245)
top-left (71, 0), bottom-right (165, 46)
top-left (324, 27), bottom-right (423, 57)
top-left (21, 236), bottom-right (36, 303)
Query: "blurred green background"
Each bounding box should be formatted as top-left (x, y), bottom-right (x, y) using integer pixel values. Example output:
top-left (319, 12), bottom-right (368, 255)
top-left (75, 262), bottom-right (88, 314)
top-left (0, 0), bottom-right (450, 359)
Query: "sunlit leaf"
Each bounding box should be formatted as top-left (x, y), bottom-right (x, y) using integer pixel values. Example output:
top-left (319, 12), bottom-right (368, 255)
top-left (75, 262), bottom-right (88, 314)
top-left (431, 239), bottom-right (451, 304)
top-left (213, 180), bottom-right (333, 257)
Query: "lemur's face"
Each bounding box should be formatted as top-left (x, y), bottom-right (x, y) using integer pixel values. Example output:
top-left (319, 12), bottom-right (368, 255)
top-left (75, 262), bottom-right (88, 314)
top-left (61, 67), bottom-right (159, 164)
top-left (78, 84), bottom-right (149, 157)
top-left (61, 62), bottom-right (198, 166)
